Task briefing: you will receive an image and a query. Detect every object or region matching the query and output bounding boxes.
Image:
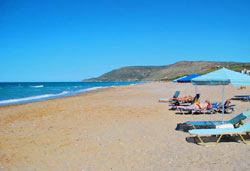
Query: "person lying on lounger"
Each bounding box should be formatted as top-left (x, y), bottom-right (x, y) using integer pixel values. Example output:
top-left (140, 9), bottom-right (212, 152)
top-left (177, 100), bottom-right (211, 110)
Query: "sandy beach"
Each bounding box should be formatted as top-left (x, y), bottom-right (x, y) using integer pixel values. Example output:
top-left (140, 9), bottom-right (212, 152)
top-left (0, 82), bottom-right (250, 171)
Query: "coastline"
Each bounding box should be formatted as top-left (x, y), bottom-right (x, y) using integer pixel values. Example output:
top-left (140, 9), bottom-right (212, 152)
top-left (0, 82), bottom-right (250, 170)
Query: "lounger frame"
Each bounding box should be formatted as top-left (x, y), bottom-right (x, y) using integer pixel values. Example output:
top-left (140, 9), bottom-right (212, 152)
top-left (193, 132), bottom-right (248, 145)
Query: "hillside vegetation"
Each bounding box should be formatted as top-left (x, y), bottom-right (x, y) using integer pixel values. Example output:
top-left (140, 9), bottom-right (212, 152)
top-left (83, 61), bottom-right (250, 82)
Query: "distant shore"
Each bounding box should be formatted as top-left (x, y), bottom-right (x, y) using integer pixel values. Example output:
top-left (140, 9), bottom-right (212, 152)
top-left (0, 82), bottom-right (250, 170)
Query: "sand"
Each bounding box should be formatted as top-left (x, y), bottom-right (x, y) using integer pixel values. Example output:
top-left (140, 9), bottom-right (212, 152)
top-left (0, 82), bottom-right (250, 171)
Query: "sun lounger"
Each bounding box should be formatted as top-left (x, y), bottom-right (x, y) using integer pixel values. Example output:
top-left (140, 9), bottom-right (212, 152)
top-left (218, 100), bottom-right (236, 113)
top-left (198, 102), bottom-right (223, 114)
top-left (177, 103), bottom-right (215, 114)
top-left (178, 107), bottom-right (204, 114)
top-left (177, 99), bottom-right (236, 114)
top-left (205, 100), bottom-right (235, 114)
top-left (234, 95), bottom-right (250, 98)
top-left (232, 95), bottom-right (250, 101)
top-left (158, 91), bottom-right (180, 102)
top-left (169, 94), bottom-right (200, 110)
top-left (171, 96), bottom-right (194, 104)
top-left (204, 102), bottom-right (221, 114)
top-left (186, 110), bottom-right (250, 129)
top-left (188, 120), bottom-right (250, 145)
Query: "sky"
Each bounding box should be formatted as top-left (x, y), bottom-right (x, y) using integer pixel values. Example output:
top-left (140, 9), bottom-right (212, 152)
top-left (0, 0), bottom-right (249, 82)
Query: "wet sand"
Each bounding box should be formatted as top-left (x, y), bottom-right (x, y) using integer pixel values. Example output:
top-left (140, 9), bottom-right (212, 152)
top-left (0, 82), bottom-right (250, 171)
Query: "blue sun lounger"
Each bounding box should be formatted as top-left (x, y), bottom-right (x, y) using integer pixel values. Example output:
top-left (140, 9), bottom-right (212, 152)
top-left (181, 100), bottom-right (235, 114)
top-left (233, 95), bottom-right (250, 101)
top-left (158, 91), bottom-right (180, 102)
top-left (186, 110), bottom-right (250, 128)
top-left (169, 94), bottom-right (200, 110)
top-left (178, 107), bottom-right (204, 114)
top-left (188, 120), bottom-right (250, 145)
top-left (217, 100), bottom-right (236, 113)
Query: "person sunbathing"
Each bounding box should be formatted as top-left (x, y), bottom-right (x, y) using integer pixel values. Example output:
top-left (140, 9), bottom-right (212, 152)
top-left (177, 100), bottom-right (211, 110)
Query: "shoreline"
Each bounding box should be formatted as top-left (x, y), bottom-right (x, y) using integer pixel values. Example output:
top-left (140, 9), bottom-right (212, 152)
top-left (1, 82), bottom-right (250, 170)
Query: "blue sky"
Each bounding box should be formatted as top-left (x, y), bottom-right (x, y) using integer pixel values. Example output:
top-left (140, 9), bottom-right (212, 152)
top-left (0, 0), bottom-right (249, 81)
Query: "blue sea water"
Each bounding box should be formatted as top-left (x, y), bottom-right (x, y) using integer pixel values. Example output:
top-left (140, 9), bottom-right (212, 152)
top-left (0, 82), bottom-right (141, 106)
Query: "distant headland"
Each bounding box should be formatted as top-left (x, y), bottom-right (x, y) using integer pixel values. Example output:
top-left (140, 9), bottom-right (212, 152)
top-left (83, 61), bottom-right (250, 82)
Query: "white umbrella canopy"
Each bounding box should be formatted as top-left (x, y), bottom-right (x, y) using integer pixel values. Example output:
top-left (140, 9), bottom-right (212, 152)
top-left (191, 68), bottom-right (250, 122)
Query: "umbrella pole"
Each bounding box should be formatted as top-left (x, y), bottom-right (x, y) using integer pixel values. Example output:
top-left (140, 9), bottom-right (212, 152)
top-left (222, 85), bottom-right (225, 123)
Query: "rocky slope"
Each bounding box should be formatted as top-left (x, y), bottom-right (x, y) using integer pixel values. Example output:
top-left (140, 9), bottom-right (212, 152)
top-left (83, 61), bottom-right (250, 82)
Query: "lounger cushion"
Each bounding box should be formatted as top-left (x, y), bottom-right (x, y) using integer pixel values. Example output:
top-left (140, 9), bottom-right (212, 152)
top-left (189, 120), bottom-right (250, 136)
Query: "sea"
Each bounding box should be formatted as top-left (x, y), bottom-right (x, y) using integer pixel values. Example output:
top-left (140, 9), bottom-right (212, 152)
top-left (0, 82), bottom-right (141, 106)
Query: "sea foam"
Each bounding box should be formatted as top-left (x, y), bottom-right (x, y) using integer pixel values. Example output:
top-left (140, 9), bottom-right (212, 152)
top-left (0, 91), bottom-right (70, 105)
top-left (82, 86), bottom-right (104, 92)
top-left (73, 87), bottom-right (104, 94)
top-left (0, 87), bottom-right (105, 105)
top-left (31, 85), bottom-right (44, 88)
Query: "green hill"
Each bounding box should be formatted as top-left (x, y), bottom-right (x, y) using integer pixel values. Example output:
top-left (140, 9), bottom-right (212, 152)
top-left (83, 61), bottom-right (250, 82)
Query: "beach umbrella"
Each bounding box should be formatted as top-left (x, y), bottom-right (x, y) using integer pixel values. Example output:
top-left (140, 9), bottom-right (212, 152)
top-left (174, 74), bottom-right (200, 95)
top-left (177, 73), bottom-right (201, 83)
top-left (172, 76), bottom-right (187, 94)
top-left (191, 68), bottom-right (250, 122)
top-left (172, 76), bottom-right (187, 82)
top-left (175, 74), bottom-right (201, 95)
